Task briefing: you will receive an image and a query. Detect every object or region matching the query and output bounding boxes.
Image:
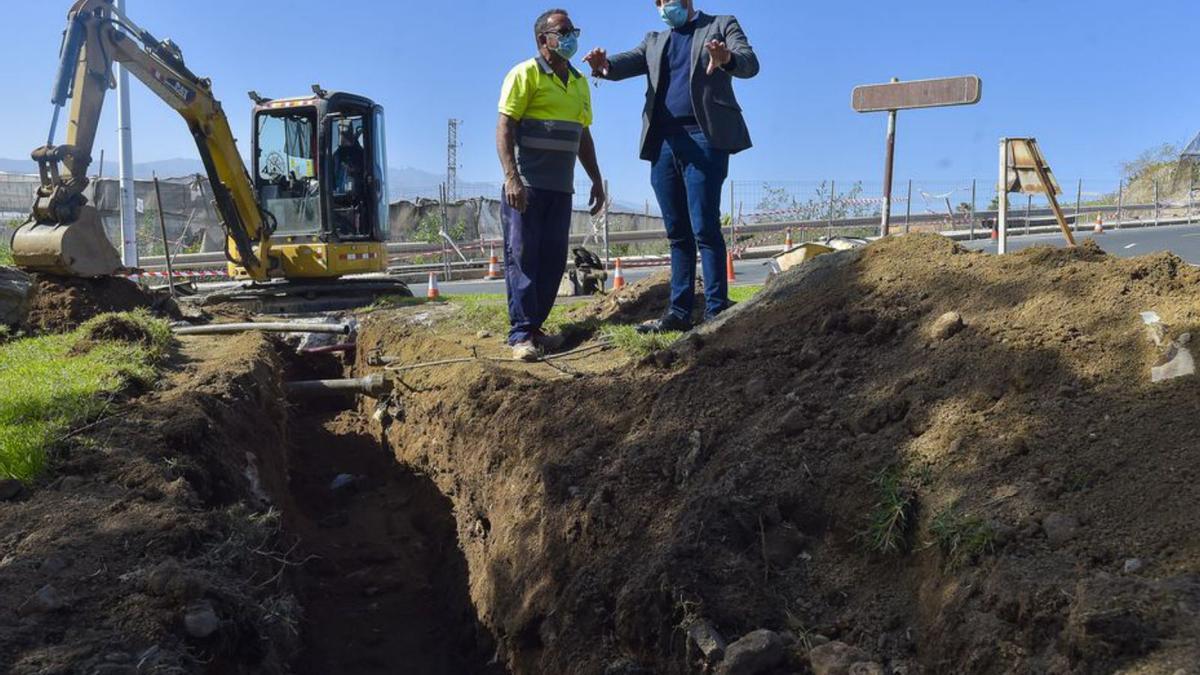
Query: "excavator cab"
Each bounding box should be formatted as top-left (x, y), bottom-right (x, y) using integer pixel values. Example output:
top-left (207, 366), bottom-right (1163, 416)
top-left (244, 90), bottom-right (390, 279)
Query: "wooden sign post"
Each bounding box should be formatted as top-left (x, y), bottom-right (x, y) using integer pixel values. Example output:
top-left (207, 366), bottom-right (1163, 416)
top-left (996, 138), bottom-right (1075, 254)
top-left (852, 75), bottom-right (982, 237)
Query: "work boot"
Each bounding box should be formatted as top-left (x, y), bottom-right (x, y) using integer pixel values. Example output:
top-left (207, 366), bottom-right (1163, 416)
top-left (635, 312), bottom-right (693, 335)
top-left (512, 341), bottom-right (540, 362)
top-left (533, 330), bottom-right (566, 353)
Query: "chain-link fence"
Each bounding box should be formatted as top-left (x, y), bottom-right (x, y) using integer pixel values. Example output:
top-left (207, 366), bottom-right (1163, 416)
top-left (0, 172), bottom-right (665, 262)
top-left (727, 176), bottom-right (1181, 247)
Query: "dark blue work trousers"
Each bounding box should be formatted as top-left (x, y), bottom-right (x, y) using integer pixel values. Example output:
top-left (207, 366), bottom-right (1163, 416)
top-left (650, 129), bottom-right (731, 320)
top-left (501, 187), bottom-right (573, 345)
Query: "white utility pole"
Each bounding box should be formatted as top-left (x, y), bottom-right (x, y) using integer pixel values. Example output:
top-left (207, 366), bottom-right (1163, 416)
top-left (116, 0), bottom-right (137, 267)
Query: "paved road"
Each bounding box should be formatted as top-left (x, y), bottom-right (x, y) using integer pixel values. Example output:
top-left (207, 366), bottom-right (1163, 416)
top-left (963, 223), bottom-right (1200, 263)
top-left (438, 258), bottom-right (775, 296)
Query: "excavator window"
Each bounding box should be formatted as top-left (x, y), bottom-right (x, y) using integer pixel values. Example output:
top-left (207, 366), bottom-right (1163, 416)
top-left (331, 116), bottom-right (367, 238)
top-left (255, 111), bottom-right (321, 235)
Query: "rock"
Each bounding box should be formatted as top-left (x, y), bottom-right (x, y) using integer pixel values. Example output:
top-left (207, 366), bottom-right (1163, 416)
top-left (744, 377), bottom-right (769, 401)
top-left (0, 478), bottom-right (23, 501)
top-left (779, 408), bottom-right (807, 435)
top-left (716, 629), bottom-right (784, 675)
top-left (686, 618), bottom-right (727, 663)
top-left (475, 330), bottom-right (493, 339)
top-left (1123, 558), bottom-right (1145, 574)
top-left (17, 584), bottom-right (67, 615)
top-left (808, 641), bottom-right (870, 675)
top-left (850, 663), bottom-right (885, 675)
top-left (329, 473), bottom-right (359, 492)
top-left (1042, 512), bottom-right (1080, 547)
top-left (931, 311), bottom-right (965, 340)
top-left (183, 601), bottom-right (220, 638)
top-left (0, 266), bottom-right (33, 327)
top-left (604, 658), bottom-right (651, 674)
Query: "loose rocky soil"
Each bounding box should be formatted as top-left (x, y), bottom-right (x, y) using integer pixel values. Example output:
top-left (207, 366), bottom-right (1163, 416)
top-left (355, 234), bottom-right (1200, 674)
top-left (4, 233), bottom-right (1200, 674)
top-left (22, 275), bottom-right (166, 334)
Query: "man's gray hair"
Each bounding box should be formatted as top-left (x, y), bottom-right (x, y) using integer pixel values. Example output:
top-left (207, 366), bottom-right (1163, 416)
top-left (534, 8), bottom-right (568, 42)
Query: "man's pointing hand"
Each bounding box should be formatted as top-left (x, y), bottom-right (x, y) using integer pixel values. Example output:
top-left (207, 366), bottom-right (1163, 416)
top-left (583, 48), bottom-right (609, 76)
top-left (705, 39), bottom-right (732, 75)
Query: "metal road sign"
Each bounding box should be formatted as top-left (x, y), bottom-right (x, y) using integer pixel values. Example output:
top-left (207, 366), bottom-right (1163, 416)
top-left (852, 76), bottom-right (982, 113)
top-left (852, 75), bottom-right (983, 237)
top-left (1004, 138), bottom-right (1062, 196)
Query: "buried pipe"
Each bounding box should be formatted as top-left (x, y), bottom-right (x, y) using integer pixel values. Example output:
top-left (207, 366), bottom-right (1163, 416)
top-left (298, 343), bottom-right (357, 356)
top-left (284, 373), bottom-right (392, 399)
top-left (174, 322), bottom-right (352, 336)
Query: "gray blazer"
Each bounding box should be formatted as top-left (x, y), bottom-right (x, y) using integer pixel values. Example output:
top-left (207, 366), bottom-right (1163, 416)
top-left (602, 12), bottom-right (759, 161)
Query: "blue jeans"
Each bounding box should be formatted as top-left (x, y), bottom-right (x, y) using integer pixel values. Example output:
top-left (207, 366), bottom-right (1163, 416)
top-left (501, 187), bottom-right (573, 345)
top-left (650, 130), bottom-right (731, 320)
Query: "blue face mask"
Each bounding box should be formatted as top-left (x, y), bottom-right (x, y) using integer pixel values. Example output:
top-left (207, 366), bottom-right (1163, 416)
top-left (552, 34), bottom-right (579, 60)
top-left (660, 1), bottom-right (690, 28)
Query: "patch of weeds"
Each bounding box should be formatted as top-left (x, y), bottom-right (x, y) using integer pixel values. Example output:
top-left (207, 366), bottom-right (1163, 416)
top-left (727, 285), bottom-right (763, 304)
top-left (929, 507), bottom-right (997, 568)
top-left (0, 311), bottom-right (172, 482)
top-left (601, 324), bottom-right (683, 357)
top-left (857, 466), bottom-right (917, 555)
top-left (450, 293), bottom-right (573, 336)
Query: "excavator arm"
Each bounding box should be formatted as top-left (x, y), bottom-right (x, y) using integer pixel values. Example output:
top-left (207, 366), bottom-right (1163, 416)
top-left (15, 0), bottom-right (274, 280)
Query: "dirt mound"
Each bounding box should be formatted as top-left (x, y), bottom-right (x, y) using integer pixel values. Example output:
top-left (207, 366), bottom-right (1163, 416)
top-left (23, 274), bottom-right (165, 333)
top-left (0, 334), bottom-right (300, 674)
top-left (356, 233), bottom-right (1200, 674)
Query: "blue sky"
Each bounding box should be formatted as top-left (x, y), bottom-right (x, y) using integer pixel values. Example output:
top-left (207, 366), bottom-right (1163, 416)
top-left (2, 1), bottom-right (1199, 207)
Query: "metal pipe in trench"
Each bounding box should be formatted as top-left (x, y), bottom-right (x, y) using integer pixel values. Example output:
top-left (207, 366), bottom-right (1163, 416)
top-left (284, 373), bottom-right (391, 399)
top-left (174, 322), bottom-right (352, 336)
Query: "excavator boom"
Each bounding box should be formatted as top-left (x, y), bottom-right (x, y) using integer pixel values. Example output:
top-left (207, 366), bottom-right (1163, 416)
top-left (12, 0), bottom-right (273, 280)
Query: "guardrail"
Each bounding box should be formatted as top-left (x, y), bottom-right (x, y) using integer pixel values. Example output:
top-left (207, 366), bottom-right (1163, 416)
top-left (135, 201), bottom-right (1177, 275)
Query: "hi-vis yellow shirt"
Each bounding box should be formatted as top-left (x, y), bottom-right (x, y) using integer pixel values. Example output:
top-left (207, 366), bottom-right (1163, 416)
top-left (499, 56), bottom-right (592, 193)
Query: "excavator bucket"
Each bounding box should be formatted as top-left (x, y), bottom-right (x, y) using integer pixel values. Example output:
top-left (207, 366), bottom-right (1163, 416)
top-left (10, 205), bottom-right (123, 277)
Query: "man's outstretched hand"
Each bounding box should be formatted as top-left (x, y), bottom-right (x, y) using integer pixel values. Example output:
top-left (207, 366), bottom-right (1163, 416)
top-left (705, 40), bottom-right (732, 75)
top-left (583, 48), bottom-right (609, 76)
top-left (588, 181), bottom-right (606, 216)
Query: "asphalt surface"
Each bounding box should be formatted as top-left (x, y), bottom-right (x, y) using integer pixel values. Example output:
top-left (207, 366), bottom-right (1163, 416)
top-left (438, 258), bottom-right (775, 296)
top-left (963, 223), bottom-right (1200, 263)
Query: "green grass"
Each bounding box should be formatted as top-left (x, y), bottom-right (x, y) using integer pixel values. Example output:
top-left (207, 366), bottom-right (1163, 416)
top-left (0, 310), bottom-right (172, 482)
top-left (728, 285), bottom-right (763, 304)
top-left (450, 293), bottom-right (574, 336)
top-left (929, 507), bottom-right (997, 568)
top-left (857, 467), bottom-right (917, 555)
top-left (600, 324), bottom-right (684, 357)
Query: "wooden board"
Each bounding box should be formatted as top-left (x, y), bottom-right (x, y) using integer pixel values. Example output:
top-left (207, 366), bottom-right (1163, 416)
top-left (852, 76), bottom-right (982, 113)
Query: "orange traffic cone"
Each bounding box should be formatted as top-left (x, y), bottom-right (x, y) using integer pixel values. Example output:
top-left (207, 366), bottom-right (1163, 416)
top-left (784, 228), bottom-right (794, 250)
top-left (990, 224), bottom-right (998, 240)
top-left (612, 258), bottom-right (626, 290)
top-left (726, 251), bottom-right (737, 282)
top-left (1093, 216), bottom-right (1105, 234)
top-left (426, 271), bottom-right (440, 300)
top-left (485, 246), bottom-right (502, 280)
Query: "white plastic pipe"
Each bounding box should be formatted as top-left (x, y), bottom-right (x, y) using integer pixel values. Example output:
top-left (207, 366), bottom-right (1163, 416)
top-left (116, 0), bottom-right (137, 267)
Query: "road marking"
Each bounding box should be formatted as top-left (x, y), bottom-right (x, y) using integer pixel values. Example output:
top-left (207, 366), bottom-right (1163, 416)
top-left (1124, 243), bottom-right (1138, 249)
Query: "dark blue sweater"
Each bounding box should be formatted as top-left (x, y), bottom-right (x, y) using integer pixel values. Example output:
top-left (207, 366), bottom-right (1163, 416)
top-left (652, 21), bottom-right (701, 135)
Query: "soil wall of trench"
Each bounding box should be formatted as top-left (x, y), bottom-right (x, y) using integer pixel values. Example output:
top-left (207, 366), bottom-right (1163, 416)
top-left (353, 234), bottom-right (1200, 675)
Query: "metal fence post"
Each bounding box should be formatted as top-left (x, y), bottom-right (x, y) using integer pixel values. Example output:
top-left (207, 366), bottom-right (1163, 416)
top-left (1154, 179), bottom-right (1160, 227)
top-left (1190, 175), bottom-right (1195, 226)
top-left (603, 178), bottom-right (610, 276)
top-left (969, 179), bottom-right (976, 239)
top-left (152, 174), bottom-right (176, 298)
top-left (1025, 194), bottom-right (1032, 235)
top-left (827, 180), bottom-right (836, 239)
top-left (1117, 179), bottom-right (1124, 228)
top-left (905, 179), bottom-right (913, 234)
top-left (1080, 177), bottom-right (1089, 233)
top-left (998, 139), bottom-right (1009, 254)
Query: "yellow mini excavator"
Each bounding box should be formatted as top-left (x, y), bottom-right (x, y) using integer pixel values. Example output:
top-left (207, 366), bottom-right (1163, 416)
top-left (12, 0), bottom-right (408, 302)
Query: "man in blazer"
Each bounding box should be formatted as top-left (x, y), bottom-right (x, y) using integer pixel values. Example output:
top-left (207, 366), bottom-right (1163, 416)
top-left (585, 1), bottom-right (758, 332)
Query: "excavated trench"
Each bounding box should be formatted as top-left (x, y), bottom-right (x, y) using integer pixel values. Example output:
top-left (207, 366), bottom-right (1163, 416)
top-left (273, 353), bottom-right (505, 675)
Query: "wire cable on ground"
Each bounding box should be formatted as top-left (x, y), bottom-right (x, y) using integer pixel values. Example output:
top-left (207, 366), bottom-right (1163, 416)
top-left (380, 340), bottom-right (613, 373)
